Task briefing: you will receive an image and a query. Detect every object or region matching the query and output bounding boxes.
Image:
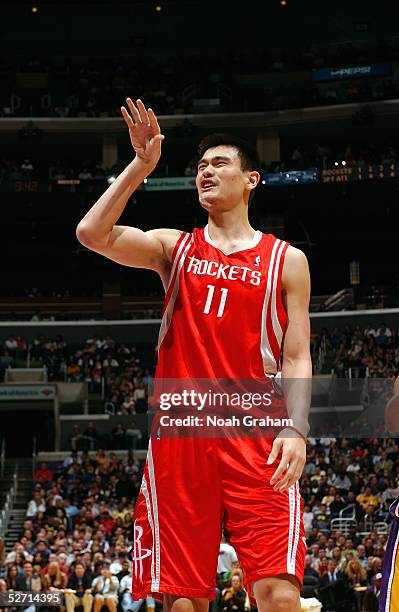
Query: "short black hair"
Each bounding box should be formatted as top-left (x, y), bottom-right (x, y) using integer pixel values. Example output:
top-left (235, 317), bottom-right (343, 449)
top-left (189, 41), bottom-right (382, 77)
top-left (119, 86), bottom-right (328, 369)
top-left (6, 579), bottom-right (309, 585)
top-left (197, 133), bottom-right (259, 172)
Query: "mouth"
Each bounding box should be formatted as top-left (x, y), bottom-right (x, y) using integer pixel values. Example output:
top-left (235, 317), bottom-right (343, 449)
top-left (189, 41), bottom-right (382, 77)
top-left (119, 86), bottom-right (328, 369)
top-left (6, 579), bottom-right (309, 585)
top-left (201, 180), bottom-right (217, 191)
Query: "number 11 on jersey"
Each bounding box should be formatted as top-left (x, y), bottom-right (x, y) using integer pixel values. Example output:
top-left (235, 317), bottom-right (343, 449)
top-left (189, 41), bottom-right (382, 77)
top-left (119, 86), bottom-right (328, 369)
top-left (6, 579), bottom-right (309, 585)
top-left (203, 285), bottom-right (229, 318)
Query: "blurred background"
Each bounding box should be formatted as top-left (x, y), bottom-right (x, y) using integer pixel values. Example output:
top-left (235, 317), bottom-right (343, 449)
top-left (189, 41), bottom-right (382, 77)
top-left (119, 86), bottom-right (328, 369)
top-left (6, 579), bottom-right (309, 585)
top-left (0, 1), bottom-right (398, 610)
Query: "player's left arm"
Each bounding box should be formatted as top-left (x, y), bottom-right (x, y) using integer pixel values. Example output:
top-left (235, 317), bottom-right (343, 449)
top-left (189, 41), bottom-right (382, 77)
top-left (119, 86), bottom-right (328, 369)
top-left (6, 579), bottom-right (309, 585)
top-left (268, 246), bottom-right (312, 492)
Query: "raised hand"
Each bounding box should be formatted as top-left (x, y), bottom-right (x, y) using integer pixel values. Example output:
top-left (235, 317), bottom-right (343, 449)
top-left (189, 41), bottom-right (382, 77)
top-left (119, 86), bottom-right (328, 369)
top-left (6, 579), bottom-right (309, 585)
top-left (121, 98), bottom-right (165, 168)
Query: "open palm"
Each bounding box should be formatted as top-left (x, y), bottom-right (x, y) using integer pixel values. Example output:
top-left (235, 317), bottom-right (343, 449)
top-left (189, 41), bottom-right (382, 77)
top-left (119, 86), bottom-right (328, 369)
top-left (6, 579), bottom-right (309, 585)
top-left (121, 98), bottom-right (164, 166)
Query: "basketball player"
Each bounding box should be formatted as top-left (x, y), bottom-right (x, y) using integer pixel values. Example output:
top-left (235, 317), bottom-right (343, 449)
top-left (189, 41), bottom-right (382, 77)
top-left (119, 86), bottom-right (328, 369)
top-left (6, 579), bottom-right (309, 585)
top-left (76, 98), bottom-right (312, 612)
top-left (379, 376), bottom-right (399, 612)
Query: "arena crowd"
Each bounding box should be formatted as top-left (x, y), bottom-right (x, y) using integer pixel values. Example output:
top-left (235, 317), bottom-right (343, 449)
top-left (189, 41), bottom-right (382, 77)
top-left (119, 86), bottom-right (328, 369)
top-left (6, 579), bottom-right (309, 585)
top-left (1, 322), bottom-right (399, 609)
top-left (0, 434), bottom-right (397, 612)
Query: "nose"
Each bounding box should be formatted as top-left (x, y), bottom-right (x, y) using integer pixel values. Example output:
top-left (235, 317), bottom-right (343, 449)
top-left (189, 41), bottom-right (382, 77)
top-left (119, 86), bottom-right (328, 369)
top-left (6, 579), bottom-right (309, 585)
top-left (202, 165), bottom-right (214, 177)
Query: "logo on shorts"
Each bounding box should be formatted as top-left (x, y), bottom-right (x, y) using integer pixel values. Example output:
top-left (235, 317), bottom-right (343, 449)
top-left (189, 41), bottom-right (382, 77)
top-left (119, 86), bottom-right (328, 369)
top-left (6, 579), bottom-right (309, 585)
top-left (133, 523), bottom-right (152, 581)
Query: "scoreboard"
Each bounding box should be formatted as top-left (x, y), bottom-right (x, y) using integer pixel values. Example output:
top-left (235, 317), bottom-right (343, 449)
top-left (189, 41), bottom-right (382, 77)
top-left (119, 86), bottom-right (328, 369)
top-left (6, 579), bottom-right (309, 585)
top-left (321, 164), bottom-right (397, 183)
top-left (3, 164), bottom-right (399, 194)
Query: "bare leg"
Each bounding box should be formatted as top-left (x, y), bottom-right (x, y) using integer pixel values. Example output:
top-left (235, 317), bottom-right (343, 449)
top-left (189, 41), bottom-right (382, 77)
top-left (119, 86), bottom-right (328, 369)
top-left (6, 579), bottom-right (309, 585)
top-left (93, 596), bottom-right (104, 612)
top-left (104, 597), bottom-right (117, 612)
top-left (252, 574), bottom-right (301, 612)
top-left (163, 596), bottom-right (209, 612)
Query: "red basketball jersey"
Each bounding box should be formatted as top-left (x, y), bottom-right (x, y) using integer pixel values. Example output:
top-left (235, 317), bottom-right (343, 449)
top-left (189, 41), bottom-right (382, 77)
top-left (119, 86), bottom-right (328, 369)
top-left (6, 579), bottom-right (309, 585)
top-left (132, 228), bottom-right (308, 605)
top-left (156, 226), bottom-right (289, 379)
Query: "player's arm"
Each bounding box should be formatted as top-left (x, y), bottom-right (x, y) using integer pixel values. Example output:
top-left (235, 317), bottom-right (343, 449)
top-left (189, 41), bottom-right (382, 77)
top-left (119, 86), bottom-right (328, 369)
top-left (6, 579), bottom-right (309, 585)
top-left (268, 246), bottom-right (312, 492)
top-left (76, 98), bottom-right (181, 273)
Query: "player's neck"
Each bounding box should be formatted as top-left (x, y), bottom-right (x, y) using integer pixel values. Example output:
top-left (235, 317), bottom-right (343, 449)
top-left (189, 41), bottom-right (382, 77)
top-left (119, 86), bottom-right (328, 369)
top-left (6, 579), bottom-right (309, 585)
top-left (207, 211), bottom-right (256, 243)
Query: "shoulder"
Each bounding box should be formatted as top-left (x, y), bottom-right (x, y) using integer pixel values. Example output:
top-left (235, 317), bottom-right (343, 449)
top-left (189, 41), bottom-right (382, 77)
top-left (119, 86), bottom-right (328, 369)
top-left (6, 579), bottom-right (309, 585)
top-left (146, 228), bottom-right (183, 263)
top-left (283, 245), bottom-right (308, 269)
top-left (147, 228), bottom-right (183, 243)
top-left (281, 245), bottom-right (310, 289)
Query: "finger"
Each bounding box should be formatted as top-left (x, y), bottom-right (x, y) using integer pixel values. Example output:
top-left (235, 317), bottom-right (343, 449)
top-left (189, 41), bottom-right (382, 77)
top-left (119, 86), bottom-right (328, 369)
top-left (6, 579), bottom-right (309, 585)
top-left (270, 454), bottom-right (289, 485)
top-left (278, 455), bottom-right (305, 491)
top-left (148, 108), bottom-right (161, 134)
top-left (274, 461), bottom-right (300, 492)
top-left (276, 470), bottom-right (301, 492)
top-left (121, 106), bottom-right (135, 130)
top-left (126, 98), bottom-right (141, 123)
top-left (266, 438), bottom-right (282, 466)
top-left (136, 98), bottom-right (150, 125)
top-left (151, 134), bottom-right (165, 145)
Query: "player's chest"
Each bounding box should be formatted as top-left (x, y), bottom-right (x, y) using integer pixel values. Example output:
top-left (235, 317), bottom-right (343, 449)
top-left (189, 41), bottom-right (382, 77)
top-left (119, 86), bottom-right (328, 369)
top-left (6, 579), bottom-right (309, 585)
top-left (180, 246), bottom-right (269, 317)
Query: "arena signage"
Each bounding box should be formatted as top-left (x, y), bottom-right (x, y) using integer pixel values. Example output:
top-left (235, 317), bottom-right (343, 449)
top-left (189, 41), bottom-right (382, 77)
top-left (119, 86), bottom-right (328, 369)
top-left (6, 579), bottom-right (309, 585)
top-left (312, 62), bottom-right (392, 82)
top-left (0, 384), bottom-right (56, 400)
top-left (143, 177), bottom-right (197, 191)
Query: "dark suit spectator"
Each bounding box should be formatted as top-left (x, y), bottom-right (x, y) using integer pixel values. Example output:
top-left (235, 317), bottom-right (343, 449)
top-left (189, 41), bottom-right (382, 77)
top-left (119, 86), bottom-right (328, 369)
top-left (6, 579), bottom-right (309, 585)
top-left (64, 562), bottom-right (94, 612)
top-left (318, 560), bottom-right (349, 611)
top-left (319, 560), bottom-right (344, 588)
top-left (83, 422), bottom-right (100, 450)
top-left (302, 555), bottom-right (320, 598)
top-left (15, 562), bottom-right (42, 612)
top-left (15, 562), bottom-right (39, 591)
top-left (329, 493), bottom-right (346, 517)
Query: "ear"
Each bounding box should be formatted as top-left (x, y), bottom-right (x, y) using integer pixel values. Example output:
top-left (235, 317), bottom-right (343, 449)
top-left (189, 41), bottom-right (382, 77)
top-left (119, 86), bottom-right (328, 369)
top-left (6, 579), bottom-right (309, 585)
top-left (246, 170), bottom-right (260, 190)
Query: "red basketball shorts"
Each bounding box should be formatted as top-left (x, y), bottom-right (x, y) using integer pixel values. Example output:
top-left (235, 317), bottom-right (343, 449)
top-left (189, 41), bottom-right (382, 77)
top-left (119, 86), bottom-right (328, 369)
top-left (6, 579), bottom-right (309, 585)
top-left (132, 436), bottom-right (306, 603)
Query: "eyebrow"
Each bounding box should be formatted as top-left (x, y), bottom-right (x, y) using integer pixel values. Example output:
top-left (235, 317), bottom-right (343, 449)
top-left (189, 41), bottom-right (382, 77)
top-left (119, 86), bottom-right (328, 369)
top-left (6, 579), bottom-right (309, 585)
top-left (197, 155), bottom-right (231, 167)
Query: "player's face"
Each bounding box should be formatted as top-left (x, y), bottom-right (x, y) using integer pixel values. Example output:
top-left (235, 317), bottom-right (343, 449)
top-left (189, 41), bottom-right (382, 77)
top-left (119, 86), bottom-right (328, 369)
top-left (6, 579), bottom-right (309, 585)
top-left (196, 145), bottom-right (256, 212)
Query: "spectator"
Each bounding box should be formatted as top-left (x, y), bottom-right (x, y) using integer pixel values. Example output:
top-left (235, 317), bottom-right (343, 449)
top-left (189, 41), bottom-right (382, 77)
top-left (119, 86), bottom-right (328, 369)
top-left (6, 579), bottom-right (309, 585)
top-left (5, 543), bottom-right (30, 566)
top-left (34, 463), bottom-right (53, 482)
top-left (331, 471), bottom-right (352, 492)
top-left (318, 559), bottom-right (346, 611)
top-left (119, 573), bottom-right (155, 612)
top-left (303, 504), bottom-right (314, 534)
top-left (217, 536), bottom-right (239, 586)
top-left (301, 555), bottom-right (320, 599)
top-left (125, 421), bottom-right (143, 450)
top-left (221, 574), bottom-right (247, 612)
top-left (14, 562), bottom-right (40, 612)
top-left (83, 422), bottom-right (100, 450)
top-left (329, 493), bottom-right (347, 517)
top-left (26, 492), bottom-right (46, 518)
top-left (6, 565), bottom-right (19, 589)
top-left (357, 487), bottom-right (380, 512)
top-left (64, 562), bottom-right (93, 612)
top-left (345, 558), bottom-right (367, 588)
top-left (111, 424), bottom-right (126, 450)
top-left (0, 580), bottom-right (9, 612)
top-left (42, 561), bottom-right (67, 591)
top-left (91, 565), bottom-right (119, 612)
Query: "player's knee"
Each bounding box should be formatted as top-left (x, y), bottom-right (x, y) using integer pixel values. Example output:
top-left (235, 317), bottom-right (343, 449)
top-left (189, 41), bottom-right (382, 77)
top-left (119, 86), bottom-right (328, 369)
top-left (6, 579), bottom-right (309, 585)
top-left (254, 581), bottom-right (300, 612)
top-left (166, 596), bottom-right (195, 612)
top-left (270, 589), bottom-right (300, 611)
